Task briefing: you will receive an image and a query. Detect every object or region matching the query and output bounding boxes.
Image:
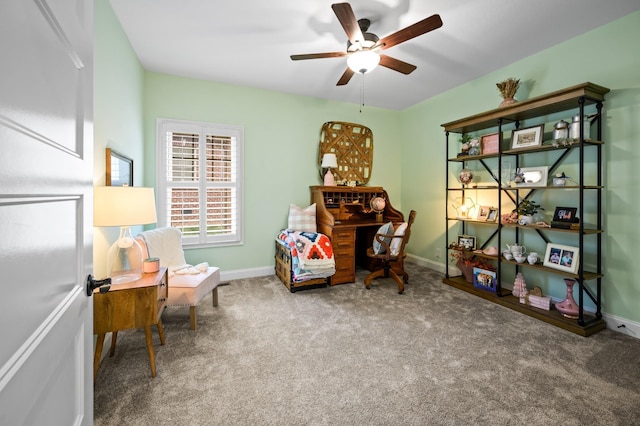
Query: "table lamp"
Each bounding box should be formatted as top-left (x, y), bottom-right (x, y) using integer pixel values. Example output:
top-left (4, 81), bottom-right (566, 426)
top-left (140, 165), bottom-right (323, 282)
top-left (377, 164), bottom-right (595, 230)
top-left (321, 153), bottom-right (338, 186)
top-left (94, 186), bottom-right (157, 284)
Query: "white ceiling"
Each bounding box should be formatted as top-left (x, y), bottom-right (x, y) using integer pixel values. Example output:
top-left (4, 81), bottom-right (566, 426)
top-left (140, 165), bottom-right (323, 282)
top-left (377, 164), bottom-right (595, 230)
top-left (109, 0), bottom-right (640, 110)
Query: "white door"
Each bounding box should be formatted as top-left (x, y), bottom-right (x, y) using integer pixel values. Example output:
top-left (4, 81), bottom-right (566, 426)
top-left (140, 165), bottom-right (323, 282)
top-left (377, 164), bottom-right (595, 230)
top-left (0, 0), bottom-right (94, 424)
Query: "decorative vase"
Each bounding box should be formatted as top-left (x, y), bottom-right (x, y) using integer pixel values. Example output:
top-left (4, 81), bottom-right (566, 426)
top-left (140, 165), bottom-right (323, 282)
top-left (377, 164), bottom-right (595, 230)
top-left (456, 260), bottom-right (474, 283)
top-left (458, 168), bottom-right (474, 186)
top-left (499, 97), bottom-right (518, 108)
top-left (555, 279), bottom-right (580, 319)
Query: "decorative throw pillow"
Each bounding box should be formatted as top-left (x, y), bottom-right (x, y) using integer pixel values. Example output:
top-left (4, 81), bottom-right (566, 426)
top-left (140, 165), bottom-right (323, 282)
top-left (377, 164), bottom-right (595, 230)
top-left (288, 203), bottom-right (317, 232)
top-left (372, 221), bottom-right (394, 255)
top-left (389, 222), bottom-right (408, 256)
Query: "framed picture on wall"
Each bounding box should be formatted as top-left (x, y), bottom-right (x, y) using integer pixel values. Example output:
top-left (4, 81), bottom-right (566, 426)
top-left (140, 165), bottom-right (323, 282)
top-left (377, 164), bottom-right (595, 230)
top-left (106, 148), bottom-right (133, 187)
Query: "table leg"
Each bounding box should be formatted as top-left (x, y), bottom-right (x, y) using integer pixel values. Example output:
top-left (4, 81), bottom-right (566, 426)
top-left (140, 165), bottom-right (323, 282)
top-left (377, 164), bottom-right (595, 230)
top-left (144, 325), bottom-right (157, 378)
top-left (109, 331), bottom-right (118, 356)
top-left (94, 334), bottom-right (105, 383)
top-left (157, 319), bottom-right (165, 345)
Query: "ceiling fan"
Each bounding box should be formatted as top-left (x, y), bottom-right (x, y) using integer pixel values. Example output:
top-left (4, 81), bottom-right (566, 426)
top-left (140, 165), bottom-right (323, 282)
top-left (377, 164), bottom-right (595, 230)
top-left (290, 2), bottom-right (443, 86)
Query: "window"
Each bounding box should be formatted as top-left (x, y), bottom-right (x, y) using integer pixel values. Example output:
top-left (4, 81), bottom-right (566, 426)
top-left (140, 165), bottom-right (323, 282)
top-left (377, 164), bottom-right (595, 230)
top-left (157, 119), bottom-right (243, 247)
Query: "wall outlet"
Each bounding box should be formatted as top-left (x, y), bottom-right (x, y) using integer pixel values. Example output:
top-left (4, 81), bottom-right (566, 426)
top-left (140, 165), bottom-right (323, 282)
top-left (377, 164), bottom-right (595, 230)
top-left (435, 248), bottom-right (441, 259)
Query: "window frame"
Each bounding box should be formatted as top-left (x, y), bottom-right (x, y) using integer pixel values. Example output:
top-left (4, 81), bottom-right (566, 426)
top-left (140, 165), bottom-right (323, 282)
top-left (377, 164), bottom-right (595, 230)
top-left (157, 118), bottom-right (243, 248)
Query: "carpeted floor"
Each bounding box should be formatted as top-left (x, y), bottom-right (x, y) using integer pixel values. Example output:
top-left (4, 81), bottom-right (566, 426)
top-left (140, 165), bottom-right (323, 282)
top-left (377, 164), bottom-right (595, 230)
top-left (94, 263), bottom-right (640, 425)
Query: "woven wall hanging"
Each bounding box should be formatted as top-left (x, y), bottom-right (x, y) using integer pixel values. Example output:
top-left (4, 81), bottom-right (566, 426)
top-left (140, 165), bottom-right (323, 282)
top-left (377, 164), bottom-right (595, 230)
top-left (318, 121), bottom-right (373, 185)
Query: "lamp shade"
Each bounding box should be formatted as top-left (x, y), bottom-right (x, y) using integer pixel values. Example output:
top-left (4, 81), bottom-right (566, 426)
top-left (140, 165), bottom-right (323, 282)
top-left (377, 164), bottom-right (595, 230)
top-left (94, 186), bottom-right (157, 227)
top-left (347, 50), bottom-right (380, 74)
top-left (321, 153), bottom-right (338, 169)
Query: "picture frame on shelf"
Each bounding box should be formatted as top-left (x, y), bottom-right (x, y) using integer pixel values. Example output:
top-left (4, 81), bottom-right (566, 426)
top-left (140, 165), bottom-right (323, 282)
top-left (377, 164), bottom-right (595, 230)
top-left (477, 205), bottom-right (491, 221)
top-left (457, 235), bottom-right (476, 250)
top-left (510, 124), bottom-right (544, 150)
top-left (543, 243), bottom-right (580, 274)
top-left (473, 267), bottom-right (497, 292)
top-left (486, 208), bottom-right (498, 222)
top-left (513, 166), bottom-right (548, 188)
top-left (480, 132), bottom-right (500, 155)
top-left (552, 207), bottom-right (578, 223)
top-left (106, 148), bottom-right (133, 187)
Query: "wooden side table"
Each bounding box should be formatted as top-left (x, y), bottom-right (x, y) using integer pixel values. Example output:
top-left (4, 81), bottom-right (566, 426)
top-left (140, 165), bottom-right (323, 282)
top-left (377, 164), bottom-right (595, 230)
top-left (93, 267), bottom-right (168, 380)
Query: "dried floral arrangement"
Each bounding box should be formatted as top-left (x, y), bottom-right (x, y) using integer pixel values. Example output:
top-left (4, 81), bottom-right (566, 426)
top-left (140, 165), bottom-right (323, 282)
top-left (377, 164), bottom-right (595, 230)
top-left (496, 77), bottom-right (521, 99)
top-left (448, 243), bottom-right (496, 270)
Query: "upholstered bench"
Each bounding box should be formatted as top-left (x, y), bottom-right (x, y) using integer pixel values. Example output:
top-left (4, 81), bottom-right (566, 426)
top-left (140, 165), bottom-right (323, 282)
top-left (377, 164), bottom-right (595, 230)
top-left (136, 227), bottom-right (220, 330)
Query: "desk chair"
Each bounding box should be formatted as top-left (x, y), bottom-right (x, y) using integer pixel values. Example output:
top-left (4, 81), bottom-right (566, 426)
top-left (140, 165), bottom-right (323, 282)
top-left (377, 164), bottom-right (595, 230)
top-left (364, 210), bottom-right (416, 294)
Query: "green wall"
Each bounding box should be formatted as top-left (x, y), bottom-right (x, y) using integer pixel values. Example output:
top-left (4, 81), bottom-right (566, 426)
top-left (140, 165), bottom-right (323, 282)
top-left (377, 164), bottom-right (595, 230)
top-left (401, 11), bottom-right (640, 323)
top-left (93, 0), bottom-right (146, 278)
top-left (143, 73), bottom-right (402, 271)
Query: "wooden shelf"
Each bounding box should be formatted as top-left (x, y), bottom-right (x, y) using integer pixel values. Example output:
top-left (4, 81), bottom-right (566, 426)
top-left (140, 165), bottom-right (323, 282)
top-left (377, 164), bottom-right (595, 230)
top-left (448, 139), bottom-right (604, 162)
top-left (442, 276), bottom-right (606, 337)
top-left (442, 82), bottom-right (610, 134)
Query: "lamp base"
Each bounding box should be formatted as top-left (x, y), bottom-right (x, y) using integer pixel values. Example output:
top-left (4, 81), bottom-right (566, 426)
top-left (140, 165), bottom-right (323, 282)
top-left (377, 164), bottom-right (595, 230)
top-left (324, 169), bottom-right (336, 186)
top-left (107, 226), bottom-right (144, 284)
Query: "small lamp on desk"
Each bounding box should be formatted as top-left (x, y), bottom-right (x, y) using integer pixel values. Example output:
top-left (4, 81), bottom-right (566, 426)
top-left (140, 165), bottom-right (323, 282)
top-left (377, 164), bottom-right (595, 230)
top-left (94, 186), bottom-right (157, 284)
top-left (321, 153), bottom-right (338, 186)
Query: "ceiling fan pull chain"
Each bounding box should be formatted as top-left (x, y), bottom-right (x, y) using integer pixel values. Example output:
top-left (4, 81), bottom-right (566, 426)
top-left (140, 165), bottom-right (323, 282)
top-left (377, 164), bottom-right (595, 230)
top-left (360, 75), bottom-right (365, 113)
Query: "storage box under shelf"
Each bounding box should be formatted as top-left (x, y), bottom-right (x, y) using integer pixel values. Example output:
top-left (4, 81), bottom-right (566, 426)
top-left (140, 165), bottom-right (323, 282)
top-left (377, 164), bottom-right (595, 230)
top-left (274, 241), bottom-right (329, 292)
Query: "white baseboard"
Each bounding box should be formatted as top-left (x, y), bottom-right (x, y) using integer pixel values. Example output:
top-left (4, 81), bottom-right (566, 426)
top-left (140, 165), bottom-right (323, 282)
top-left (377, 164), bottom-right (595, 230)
top-left (220, 266), bottom-right (274, 282)
top-left (602, 312), bottom-right (640, 338)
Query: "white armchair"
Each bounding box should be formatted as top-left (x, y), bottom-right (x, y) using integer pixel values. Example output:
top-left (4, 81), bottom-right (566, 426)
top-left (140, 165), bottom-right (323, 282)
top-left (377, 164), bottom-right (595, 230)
top-left (136, 227), bottom-right (220, 330)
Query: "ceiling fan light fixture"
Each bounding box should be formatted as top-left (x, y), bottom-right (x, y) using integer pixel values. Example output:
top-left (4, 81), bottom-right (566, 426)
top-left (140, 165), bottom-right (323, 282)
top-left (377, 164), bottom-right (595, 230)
top-left (347, 50), bottom-right (380, 75)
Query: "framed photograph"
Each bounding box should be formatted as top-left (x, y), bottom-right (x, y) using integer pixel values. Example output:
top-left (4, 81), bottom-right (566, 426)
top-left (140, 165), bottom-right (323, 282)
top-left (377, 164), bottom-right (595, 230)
top-left (480, 132), bottom-right (500, 155)
top-left (514, 166), bottom-right (548, 188)
top-left (511, 125), bottom-right (544, 150)
top-left (457, 235), bottom-right (476, 250)
top-left (477, 205), bottom-right (491, 221)
top-left (106, 148), bottom-right (133, 187)
top-left (486, 208), bottom-right (499, 222)
top-left (543, 243), bottom-right (580, 274)
top-left (473, 267), bottom-right (497, 292)
top-left (552, 207), bottom-right (578, 223)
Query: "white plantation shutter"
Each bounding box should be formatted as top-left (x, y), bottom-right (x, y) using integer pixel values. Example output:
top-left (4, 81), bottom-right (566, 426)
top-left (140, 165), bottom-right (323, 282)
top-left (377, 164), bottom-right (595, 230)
top-left (158, 119), bottom-right (243, 247)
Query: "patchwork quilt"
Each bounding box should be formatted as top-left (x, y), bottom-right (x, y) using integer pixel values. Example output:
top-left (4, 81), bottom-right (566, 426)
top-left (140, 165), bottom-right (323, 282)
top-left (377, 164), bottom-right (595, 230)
top-left (277, 230), bottom-right (336, 282)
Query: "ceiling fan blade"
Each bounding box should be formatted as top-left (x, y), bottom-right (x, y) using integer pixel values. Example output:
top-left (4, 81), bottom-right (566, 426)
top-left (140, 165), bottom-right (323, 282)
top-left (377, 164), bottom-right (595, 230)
top-left (379, 14), bottom-right (443, 50)
top-left (336, 68), bottom-right (355, 86)
top-left (332, 3), bottom-right (364, 44)
top-left (291, 52), bottom-right (348, 61)
top-left (379, 54), bottom-right (417, 75)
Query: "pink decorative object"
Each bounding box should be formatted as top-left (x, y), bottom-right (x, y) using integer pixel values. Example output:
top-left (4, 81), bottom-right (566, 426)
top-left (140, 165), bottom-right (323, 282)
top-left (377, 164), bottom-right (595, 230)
top-left (459, 168), bottom-right (474, 185)
top-left (555, 278), bottom-right (580, 319)
top-left (521, 294), bottom-right (552, 310)
top-left (512, 272), bottom-right (527, 298)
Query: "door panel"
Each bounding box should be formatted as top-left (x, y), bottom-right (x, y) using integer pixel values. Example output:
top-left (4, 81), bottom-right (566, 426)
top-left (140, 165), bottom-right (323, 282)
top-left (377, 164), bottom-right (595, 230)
top-left (0, 0), bottom-right (93, 424)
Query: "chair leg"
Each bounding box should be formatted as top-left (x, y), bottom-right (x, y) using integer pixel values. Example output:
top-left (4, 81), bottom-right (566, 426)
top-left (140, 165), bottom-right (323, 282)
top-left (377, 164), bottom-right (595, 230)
top-left (190, 306), bottom-right (197, 330)
top-left (389, 270), bottom-right (405, 294)
top-left (364, 269), bottom-right (386, 289)
top-left (212, 287), bottom-right (219, 307)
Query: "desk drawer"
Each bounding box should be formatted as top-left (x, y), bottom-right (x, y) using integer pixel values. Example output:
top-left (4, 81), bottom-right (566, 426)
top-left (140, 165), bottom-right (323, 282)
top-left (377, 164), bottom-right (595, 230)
top-left (331, 230), bottom-right (355, 253)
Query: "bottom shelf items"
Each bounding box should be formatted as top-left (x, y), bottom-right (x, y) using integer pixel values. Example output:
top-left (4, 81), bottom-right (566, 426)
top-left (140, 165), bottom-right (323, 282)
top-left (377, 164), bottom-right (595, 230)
top-left (442, 276), bottom-right (606, 337)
